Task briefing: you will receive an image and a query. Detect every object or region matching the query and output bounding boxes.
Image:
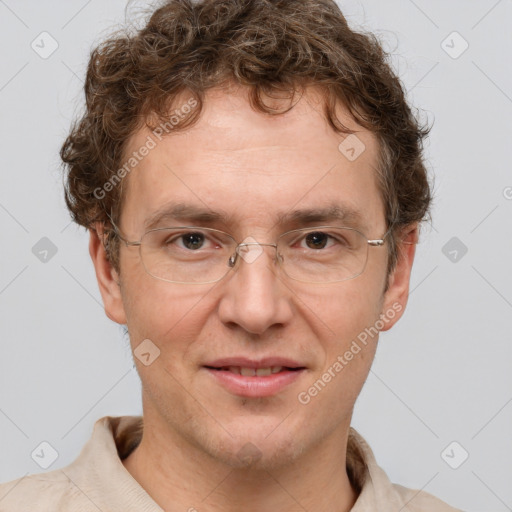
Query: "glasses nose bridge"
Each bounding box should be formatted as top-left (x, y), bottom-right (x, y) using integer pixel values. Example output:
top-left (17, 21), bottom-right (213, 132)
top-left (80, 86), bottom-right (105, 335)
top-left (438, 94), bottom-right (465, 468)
top-left (237, 241), bottom-right (277, 250)
top-left (229, 241), bottom-right (279, 268)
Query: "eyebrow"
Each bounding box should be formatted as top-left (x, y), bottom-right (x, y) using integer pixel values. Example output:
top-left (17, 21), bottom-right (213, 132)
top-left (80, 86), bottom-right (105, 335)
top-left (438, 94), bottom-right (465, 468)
top-left (143, 201), bottom-right (367, 231)
top-left (144, 203), bottom-right (233, 230)
top-left (277, 204), bottom-right (365, 229)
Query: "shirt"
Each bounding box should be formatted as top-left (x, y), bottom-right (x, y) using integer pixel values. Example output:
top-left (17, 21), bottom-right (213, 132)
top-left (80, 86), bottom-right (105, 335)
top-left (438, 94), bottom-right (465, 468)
top-left (0, 415), bottom-right (462, 511)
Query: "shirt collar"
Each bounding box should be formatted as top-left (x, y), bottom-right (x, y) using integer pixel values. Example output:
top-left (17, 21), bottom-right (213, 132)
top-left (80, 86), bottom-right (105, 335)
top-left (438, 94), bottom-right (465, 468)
top-left (65, 416), bottom-right (162, 511)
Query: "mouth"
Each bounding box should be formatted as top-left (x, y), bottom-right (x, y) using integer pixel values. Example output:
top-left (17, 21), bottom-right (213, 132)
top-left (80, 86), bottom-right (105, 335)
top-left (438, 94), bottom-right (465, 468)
top-left (202, 359), bottom-right (307, 398)
top-left (205, 365), bottom-right (304, 376)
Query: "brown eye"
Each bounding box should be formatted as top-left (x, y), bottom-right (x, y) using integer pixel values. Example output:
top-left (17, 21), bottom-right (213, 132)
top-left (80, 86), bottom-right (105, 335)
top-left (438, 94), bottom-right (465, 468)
top-left (180, 232), bottom-right (206, 250)
top-left (305, 232), bottom-right (329, 249)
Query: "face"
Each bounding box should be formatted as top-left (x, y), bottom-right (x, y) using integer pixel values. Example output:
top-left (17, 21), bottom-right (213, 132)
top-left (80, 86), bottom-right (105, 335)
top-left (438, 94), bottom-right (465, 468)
top-left (91, 83), bottom-right (415, 470)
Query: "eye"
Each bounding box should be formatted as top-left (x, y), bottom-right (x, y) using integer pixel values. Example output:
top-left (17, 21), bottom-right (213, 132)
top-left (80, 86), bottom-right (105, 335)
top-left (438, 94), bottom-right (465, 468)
top-left (165, 231), bottom-right (214, 251)
top-left (180, 232), bottom-right (206, 250)
top-left (303, 231), bottom-right (331, 250)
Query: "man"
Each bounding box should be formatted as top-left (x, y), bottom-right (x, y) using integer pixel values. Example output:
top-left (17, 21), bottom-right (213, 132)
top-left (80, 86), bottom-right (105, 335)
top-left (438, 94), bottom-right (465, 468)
top-left (0, 0), bottom-right (462, 510)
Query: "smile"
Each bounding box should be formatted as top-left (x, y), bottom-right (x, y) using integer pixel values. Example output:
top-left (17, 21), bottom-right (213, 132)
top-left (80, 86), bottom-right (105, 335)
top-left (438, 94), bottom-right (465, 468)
top-left (203, 364), bottom-right (306, 398)
top-left (207, 366), bottom-right (303, 376)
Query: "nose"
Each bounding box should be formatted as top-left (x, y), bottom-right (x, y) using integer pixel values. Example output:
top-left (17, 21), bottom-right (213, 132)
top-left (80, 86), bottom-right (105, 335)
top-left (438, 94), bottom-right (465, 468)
top-left (217, 243), bottom-right (294, 335)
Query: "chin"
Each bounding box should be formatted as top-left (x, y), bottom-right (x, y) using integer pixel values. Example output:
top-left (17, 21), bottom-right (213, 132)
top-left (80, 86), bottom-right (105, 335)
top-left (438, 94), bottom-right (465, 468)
top-left (187, 415), bottom-right (310, 471)
top-left (217, 434), bottom-right (307, 471)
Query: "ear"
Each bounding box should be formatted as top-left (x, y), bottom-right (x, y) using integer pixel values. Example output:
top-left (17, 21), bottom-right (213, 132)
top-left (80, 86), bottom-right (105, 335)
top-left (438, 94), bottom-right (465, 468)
top-left (89, 225), bottom-right (127, 325)
top-left (379, 223), bottom-right (418, 332)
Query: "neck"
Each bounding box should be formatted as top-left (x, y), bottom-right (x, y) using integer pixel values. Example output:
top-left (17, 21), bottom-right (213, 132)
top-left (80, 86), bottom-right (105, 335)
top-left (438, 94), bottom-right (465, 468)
top-left (122, 412), bottom-right (359, 512)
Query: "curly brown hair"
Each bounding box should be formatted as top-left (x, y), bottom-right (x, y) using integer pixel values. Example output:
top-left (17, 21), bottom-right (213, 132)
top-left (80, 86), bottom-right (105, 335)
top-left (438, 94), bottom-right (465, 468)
top-left (61, 0), bottom-right (432, 278)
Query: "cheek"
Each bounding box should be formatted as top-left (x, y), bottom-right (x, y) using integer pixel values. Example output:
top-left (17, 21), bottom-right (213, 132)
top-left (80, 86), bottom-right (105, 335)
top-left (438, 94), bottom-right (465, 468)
top-left (297, 277), bottom-right (384, 340)
top-left (120, 270), bottom-right (216, 355)
top-left (296, 281), bottom-right (382, 398)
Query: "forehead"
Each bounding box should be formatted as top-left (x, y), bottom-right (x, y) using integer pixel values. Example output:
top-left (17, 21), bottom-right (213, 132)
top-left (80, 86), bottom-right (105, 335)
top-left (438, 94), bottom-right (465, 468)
top-left (120, 84), bottom-right (385, 235)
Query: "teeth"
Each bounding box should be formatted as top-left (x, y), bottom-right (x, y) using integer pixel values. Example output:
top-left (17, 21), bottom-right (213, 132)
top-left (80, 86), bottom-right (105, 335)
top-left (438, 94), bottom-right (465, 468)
top-left (223, 366), bottom-right (286, 376)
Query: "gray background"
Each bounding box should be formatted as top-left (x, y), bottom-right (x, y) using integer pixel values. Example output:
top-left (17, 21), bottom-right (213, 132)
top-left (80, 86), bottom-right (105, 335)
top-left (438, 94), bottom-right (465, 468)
top-left (1, 1), bottom-right (511, 510)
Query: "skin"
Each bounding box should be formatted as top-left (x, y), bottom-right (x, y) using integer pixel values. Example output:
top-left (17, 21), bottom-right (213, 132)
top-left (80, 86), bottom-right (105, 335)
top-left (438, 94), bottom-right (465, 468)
top-left (89, 82), bottom-right (417, 512)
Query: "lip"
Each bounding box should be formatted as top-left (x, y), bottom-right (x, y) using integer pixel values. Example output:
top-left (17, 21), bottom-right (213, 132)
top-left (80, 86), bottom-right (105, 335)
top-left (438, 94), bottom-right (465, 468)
top-left (204, 357), bottom-right (304, 369)
top-left (203, 357), bottom-right (306, 398)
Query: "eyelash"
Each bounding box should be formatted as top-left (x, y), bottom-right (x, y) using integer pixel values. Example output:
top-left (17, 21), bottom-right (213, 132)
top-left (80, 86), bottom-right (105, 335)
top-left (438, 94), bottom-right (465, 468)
top-left (166, 231), bottom-right (347, 250)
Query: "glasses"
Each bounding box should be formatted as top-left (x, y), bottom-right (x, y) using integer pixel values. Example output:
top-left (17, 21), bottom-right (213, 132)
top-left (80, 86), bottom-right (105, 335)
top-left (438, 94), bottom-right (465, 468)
top-left (114, 225), bottom-right (388, 284)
